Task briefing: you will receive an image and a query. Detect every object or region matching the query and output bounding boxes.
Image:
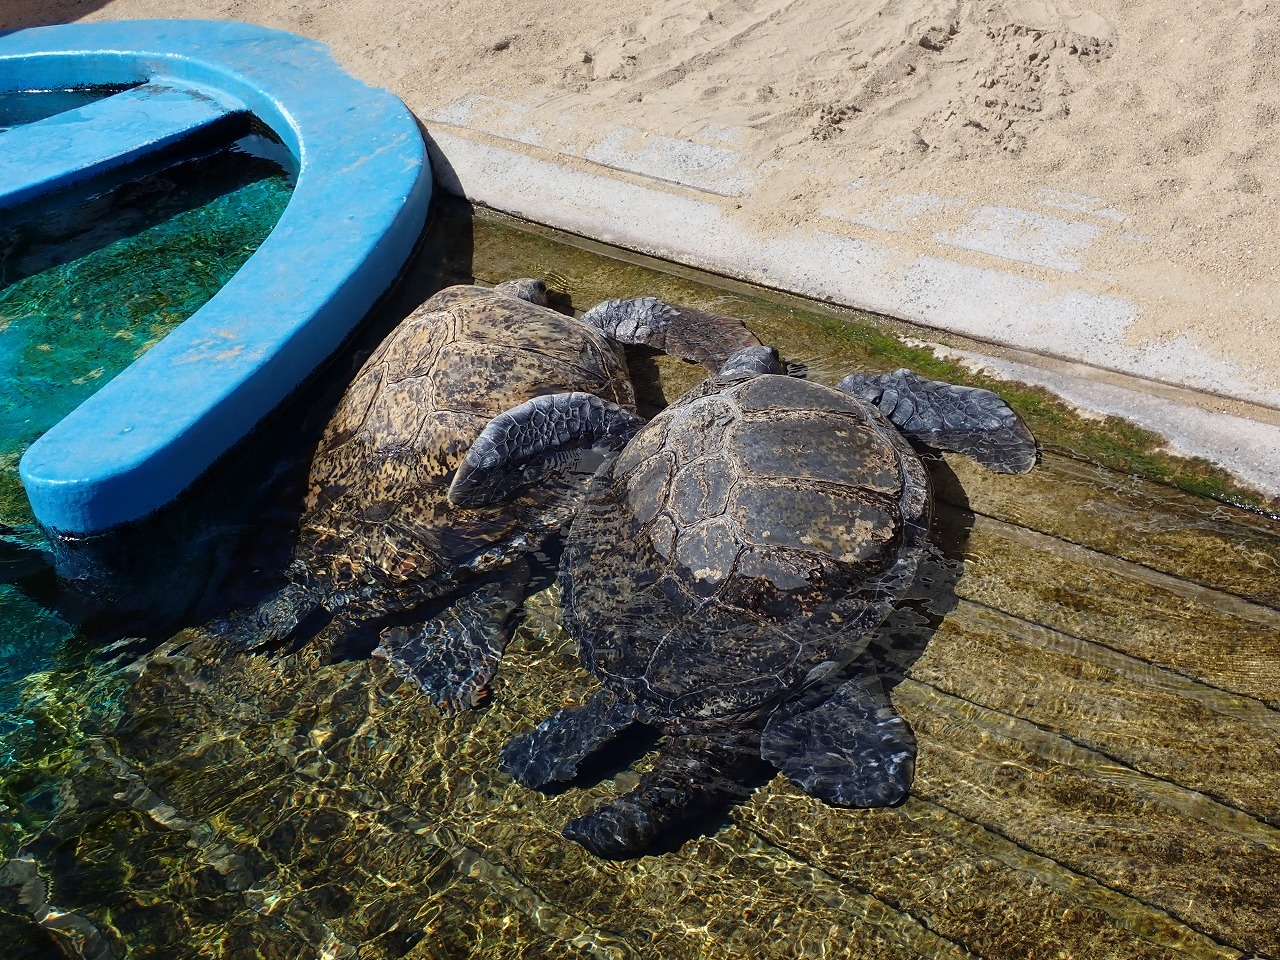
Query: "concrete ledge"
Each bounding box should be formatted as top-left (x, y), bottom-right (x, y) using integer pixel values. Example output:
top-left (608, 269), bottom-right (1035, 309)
top-left (1, 21), bottom-right (432, 535)
top-left (424, 118), bottom-right (1280, 497)
top-left (932, 346), bottom-right (1280, 498)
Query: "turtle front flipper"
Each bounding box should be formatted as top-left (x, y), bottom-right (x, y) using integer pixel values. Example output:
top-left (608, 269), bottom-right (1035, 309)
top-left (372, 571), bottom-right (528, 712)
top-left (839, 368), bottom-right (1038, 474)
top-left (578, 297), bottom-right (764, 373)
top-left (500, 688), bottom-right (640, 788)
top-left (211, 577), bottom-right (321, 653)
top-left (562, 729), bottom-right (766, 858)
top-left (448, 392), bottom-right (644, 508)
top-left (760, 659), bottom-right (915, 808)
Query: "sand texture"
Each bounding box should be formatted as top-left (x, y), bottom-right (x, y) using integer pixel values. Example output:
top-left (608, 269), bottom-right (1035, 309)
top-left (6, 0), bottom-right (1280, 408)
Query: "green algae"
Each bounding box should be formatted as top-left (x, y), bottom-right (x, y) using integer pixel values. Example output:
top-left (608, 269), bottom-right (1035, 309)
top-left (461, 205), bottom-right (1278, 516)
top-left (0, 195), bottom-right (1275, 959)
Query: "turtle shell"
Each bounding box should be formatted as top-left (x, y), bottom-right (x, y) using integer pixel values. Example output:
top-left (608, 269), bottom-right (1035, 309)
top-left (300, 285), bottom-right (634, 612)
top-left (562, 372), bottom-right (930, 722)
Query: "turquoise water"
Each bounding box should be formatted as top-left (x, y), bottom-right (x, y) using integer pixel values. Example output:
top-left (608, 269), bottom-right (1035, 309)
top-left (0, 135), bottom-right (294, 531)
top-left (0, 136), bottom-right (294, 713)
top-left (0, 86), bottom-right (132, 134)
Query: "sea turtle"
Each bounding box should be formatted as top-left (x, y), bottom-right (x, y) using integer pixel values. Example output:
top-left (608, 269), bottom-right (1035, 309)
top-left (449, 315), bottom-right (1037, 856)
top-left (212, 281), bottom-right (758, 712)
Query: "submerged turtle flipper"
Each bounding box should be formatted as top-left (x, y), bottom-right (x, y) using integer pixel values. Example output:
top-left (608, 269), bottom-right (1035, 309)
top-left (561, 730), bottom-right (766, 858)
top-left (372, 571), bottom-right (528, 712)
top-left (448, 392), bottom-right (644, 508)
top-left (500, 688), bottom-right (641, 788)
top-left (839, 368), bottom-right (1038, 474)
top-left (761, 659), bottom-right (915, 808)
top-left (578, 297), bottom-right (763, 373)
top-left (212, 577), bottom-right (320, 654)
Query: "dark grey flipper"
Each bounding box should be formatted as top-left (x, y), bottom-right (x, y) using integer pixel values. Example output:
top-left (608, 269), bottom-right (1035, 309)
top-left (291, 613), bottom-right (361, 670)
top-left (761, 659), bottom-right (915, 808)
top-left (372, 571), bottom-right (528, 712)
top-left (212, 577), bottom-right (320, 653)
top-left (578, 297), bottom-right (764, 372)
top-left (561, 730), bottom-right (766, 858)
top-left (448, 392), bottom-right (644, 508)
top-left (839, 368), bottom-right (1038, 474)
top-left (500, 689), bottom-right (641, 788)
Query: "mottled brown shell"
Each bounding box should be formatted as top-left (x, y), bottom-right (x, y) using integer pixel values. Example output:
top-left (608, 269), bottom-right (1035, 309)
top-left (563, 373), bottom-right (930, 722)
top-left (300, 285), bottom-right (634, 610)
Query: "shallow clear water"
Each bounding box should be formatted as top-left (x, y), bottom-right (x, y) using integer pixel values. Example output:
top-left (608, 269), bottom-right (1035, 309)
top-left (0, 136), bottom-right (292, 723)
top-left (0, 87), bottom-right (132, 135)
top-left (0, 202), bottom-right (1276, 959)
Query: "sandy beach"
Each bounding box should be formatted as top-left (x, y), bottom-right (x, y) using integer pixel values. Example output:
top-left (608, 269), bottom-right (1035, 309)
top-left (7, 0), bottom-right (1280, 469)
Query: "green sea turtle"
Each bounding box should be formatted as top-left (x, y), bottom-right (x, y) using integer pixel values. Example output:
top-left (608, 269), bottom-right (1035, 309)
top-left (212, 280), bottom-right (630, 710)
top-left (213, 282), bottom-right (759, 711)
top-left (449, 310), bottom-right (1037, 856)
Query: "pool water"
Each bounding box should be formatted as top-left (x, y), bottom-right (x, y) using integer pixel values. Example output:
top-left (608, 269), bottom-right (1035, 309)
top-left (0, 134), bottom-right (294, 533)
top-left (0, 87), bottom-right (133, 135)
top-left (0, 137), bottom-right (293, 777)
top-left (0, 201), bottom-right (1277, 959)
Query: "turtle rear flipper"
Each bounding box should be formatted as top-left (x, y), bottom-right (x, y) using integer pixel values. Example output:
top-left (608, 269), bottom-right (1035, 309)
top-left (840, 368), bottom-right (1038, 474)
top-left (500, 688), bottom-right (640, 788)
top-left (372, 570), bottom-right (528, 713)
top-left (578, 297), bottom-right (764, 373)
top-left (761, 660), bottom-right (915, 808)
top-left (562, 729), bottom-right (766, 858)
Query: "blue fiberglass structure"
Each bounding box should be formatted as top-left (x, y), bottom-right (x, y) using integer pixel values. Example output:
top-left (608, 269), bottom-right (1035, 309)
top-left (0, 20), bottom-right (432, 536)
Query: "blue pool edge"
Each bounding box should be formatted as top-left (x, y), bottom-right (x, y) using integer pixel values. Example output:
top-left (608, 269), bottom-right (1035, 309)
top-left (0, 20), bottom-right (432, 536)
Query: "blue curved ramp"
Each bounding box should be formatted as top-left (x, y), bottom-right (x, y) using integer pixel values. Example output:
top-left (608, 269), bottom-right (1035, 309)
top-left (0, 21), bottom-right (432, 535)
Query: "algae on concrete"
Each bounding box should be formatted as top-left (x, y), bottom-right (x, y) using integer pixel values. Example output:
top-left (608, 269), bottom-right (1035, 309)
top-left (1, 194), bottom-right (1278, 960)
top-left (461, 203), bottom-right (1279, 517)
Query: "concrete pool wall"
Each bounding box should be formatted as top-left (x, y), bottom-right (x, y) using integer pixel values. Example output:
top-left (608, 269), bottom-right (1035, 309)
top-left (0, 20), bottom-right (431, 536)
top-left (423, 118), bottom-right (1280, 500)
top-left (4, 15), bottom-right (1274, 524)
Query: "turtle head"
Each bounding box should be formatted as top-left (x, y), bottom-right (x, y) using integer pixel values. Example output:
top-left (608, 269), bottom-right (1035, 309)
top-left (493, 277), bottom-right (549, 306)
top-left (717, 345), bottom-right (785, 380)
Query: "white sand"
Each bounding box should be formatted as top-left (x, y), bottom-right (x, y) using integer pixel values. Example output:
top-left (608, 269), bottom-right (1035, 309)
top-left (9, 0), bottom-right (1280, 401)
